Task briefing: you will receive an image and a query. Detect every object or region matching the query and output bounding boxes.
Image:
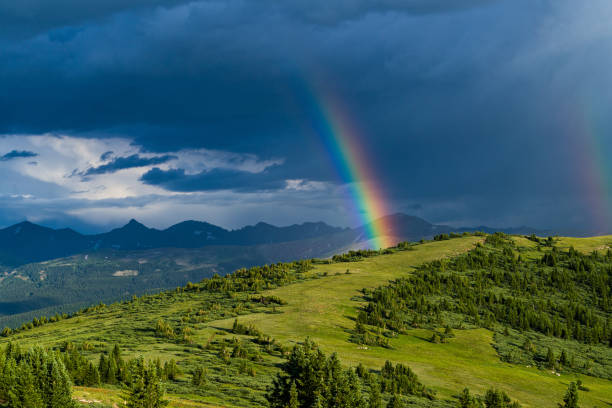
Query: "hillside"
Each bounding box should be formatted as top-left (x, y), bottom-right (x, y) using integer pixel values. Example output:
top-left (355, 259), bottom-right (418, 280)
top-left (0, 233), bottom-right (610, 407)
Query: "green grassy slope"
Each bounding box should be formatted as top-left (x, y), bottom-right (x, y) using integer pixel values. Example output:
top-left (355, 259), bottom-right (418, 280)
top-left (1, 235), bottom-right (610, 407)
top-left (211, 237), bottom-right (611, 408)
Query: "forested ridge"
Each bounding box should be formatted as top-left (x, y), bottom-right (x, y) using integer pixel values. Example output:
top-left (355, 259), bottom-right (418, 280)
top-left (357, 233), bottom-right (611, 378)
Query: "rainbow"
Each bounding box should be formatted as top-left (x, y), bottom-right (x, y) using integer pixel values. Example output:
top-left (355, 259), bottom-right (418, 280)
top-left (572, 100), bottom-right (612, 233)
top-left (299, 82), bottom-right (395, 249)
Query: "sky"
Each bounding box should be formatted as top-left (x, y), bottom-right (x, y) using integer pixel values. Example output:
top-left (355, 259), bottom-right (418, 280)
top-left (1, 0), bottom-right (611, 234)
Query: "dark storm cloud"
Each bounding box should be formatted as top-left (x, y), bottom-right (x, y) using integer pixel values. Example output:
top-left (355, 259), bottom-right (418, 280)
top-left (0, 0), bottom-right (193, 39)
top-left (0, 150), bottom-right (38, 161)
top-left (0, 0), bottom-right (611, 233)
top-left (82, 154), bottom-right (176, 176)
top-left (0, 0), bottom-right (495, 39)
top-left (100, 151), bottom-right (114, 161)
top-left (270, 0), bottom-right (497, 24)
top-left (141, 166), bottom-right (287, 192)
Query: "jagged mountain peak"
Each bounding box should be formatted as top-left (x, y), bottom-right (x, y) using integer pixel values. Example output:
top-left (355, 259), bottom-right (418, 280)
top-left (0, 214), bottom-right (544, 267)
top-left (124, 219), bottom-right (148, 229)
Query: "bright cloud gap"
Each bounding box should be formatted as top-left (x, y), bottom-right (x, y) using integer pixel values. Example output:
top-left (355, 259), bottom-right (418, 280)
top-left (0, 134), bottom-right (342, 231)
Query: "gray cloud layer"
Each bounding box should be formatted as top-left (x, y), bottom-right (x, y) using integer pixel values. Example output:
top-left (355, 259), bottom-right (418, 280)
top-left (0, 150), bottom-right (38, 161)
top-left (82, 154), bottom-right (176, 176)
top-left (0, 0), bottom-right (611, 234)
top-left (141, 165), bottom-right (287, 192)
top-left (0, 0), bottom-right (495, 39)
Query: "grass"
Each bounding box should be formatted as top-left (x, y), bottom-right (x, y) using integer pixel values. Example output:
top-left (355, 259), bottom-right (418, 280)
top-left (207, 236), bottom-right (612, 407)
top-left (1, 235), bottom-right (611, 407)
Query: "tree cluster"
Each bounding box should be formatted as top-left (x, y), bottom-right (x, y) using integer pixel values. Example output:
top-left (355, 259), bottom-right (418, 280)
top-left (0, 344), bottom-right (75, 408)
top-left (268, 339), bottom-right (431, 408)
top-left (361, 237), bottom-right (611, 346)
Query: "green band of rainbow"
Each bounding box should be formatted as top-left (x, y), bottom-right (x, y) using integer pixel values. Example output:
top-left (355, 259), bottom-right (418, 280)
top-left (573, 98), bottom-right (612, 232)
top-left (301, 83), bottom-right (394, 249)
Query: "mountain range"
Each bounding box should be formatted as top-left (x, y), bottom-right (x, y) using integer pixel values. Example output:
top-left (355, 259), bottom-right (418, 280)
top-left (0, 213), bottom-right (545, 267)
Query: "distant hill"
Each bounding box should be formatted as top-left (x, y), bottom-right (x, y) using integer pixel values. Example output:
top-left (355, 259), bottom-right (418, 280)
top-left (0, 214), bottom-right (545, 267)
top-left (0, 222), bottom-right (90, 266)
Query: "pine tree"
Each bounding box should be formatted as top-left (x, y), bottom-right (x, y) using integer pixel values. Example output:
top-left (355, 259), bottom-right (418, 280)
top-left (111, 344), bottom-right (125, 382)
top-left (112, 344), bottom-right (124, 366)
top-left (108, 357), bottom-right (118, 384)
top-left (163, 359), bottom-right (179, 381)
top-left (48, 354), bottom-right (76, 408)
top-left (346, 368), bottom-right (366, 408)
top-left (546, 348), bottom-right (555, 368)
top-left (287, 381), bottom-right (299, 408)
top-left (522, 339), bottom-right (535, 353)
top-left (85, 362), bottom-right (101, 386)
top-left (0, 355), bottom-right (16, 401)
top-left (122, 358), bottom-right (169, 408)
top-left (154, 358), bottom-right (163, 378)
top-left (368, 381), bottom-right (382, 408)
top-left (484, 389), bottom-right (505, 408)
top-left (386, 394), bottom-right (402, 408)
top-left (99, 354), bottom-right (109, 382)
top-left (483, 388), bottom-right (519, 408)
top-left (9, 360), bottom-right (44, 408)
top-left (559, 382), bottom-right (579, 408)
top-left (191, 367), bottom-right (206, 386)
top-left (312, 392), bottom-right (324, 408)
top-left (356, 363), bottom-right (368, 379)
top-left (458, 388), bottom-right (480, 408)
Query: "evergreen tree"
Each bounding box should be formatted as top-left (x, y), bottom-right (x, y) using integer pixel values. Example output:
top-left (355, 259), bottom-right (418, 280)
top-left (386, 394), bottom-right (402, 408)
top-left (108, 357), bottom-right (119, 384)
top-left (0, 355), bottom-right (16, 401)
top-left (484, 389), bottom-right (507, 408)
top-left (458, 388), bottom-right (481, 408)
top-left (85, 362), bottom-right (101, 386)
top-left (112, 344), bottom-right (124, 366)
top-left (356, 363), bottom-right (368, 379)
top-left (163, 359), bottom-right (179, 381)
top-left (312, 392), bottom-right (325, 408)
top-left (483, 389), bottom-right (520, 408)
top-left (111, 344), bottom-right (125, 382)
top-left (9, 360), bottom-right (44, 408)
top-left (521, 339), bottom-right (535, 353)
top-left (191, 367), bottom-right (206, 386)
top-left (559, 382), bottom-right (579, 408)
top-left (368, 381), bottom-right (382, 408)
top-left (287, 381), bottom-right (299, 408)
top-left (122, 358), bottom-right (169, 408)
top-left (98, 354), bottom-right (109, 382)
top-left (546, 348), bottom-right (555, 368)
top-left (48, 355), bottom-right (76, 408)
